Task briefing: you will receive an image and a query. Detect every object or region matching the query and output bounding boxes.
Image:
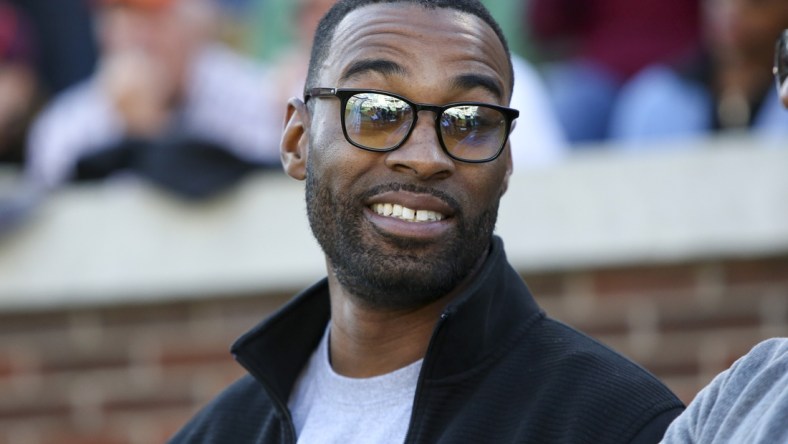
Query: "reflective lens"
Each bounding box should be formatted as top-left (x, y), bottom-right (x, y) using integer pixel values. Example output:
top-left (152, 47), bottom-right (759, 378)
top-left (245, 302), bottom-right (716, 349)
top-left (342, 91), bottom-right (509, 162)
top-left (345, 92), bottom-right (414, 150)
top-left (440, 105), bottom-right (507, 161)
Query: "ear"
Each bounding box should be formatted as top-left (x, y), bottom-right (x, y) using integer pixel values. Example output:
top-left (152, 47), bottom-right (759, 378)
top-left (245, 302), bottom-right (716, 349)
top-left (280, 97), bottom-right (310, 180)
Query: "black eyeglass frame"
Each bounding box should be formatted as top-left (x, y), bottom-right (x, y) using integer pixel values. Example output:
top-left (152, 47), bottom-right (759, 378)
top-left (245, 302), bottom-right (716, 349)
top-left (304, 87), bottom-right (520, 163)
top-left (774, 30), bottom-right (788, 93)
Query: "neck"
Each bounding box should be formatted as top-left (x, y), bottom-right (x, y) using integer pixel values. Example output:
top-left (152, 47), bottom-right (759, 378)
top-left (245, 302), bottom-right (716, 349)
top-left (327, 289), bottom-right (446, 378)
top-left (325, 250), bottom-right (489, 378)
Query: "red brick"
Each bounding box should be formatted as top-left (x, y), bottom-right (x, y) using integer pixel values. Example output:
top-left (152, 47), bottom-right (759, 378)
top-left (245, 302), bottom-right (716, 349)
top-left (724, 257), bottom-right (788, 287)
top-left (0, 355), bottom-right (12, 379)
top-left (656, 289), bottom-right (770, 334)
top-left (100, 303), bottom-right (191, 328)
top-left (40, 354), bottom-right (131, 375)
top-left (520, 272), bottom-right (565, 297)
top-left (39, 430), bottom-right (127, 444)
top-left (103, 395), bottom-right (194, 415)
top-left (158, 347), bottom-right (233, 368)
top-left (198, 292), bottom-right (292, 316)
top-left (659, 311), bottom-right (761, 333)
top-left (592, 265), bottom-right (697, 296)
top-left (0, 311), bottom-right (70, 335)
top-left (0, 402), bottom-right (70, 421)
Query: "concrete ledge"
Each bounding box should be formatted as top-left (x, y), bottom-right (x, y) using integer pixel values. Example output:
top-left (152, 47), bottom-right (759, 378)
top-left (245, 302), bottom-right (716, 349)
top-left (1, 135), bottom-right (787, 309)
top-left (499, 135), bottom-right (788, 270)
top-left (0, 174), bottom-right (325, 310)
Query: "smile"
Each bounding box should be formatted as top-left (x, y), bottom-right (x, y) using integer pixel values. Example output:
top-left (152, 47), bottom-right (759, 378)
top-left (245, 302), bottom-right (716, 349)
top-left (370, 203), bottom-right (445, 222)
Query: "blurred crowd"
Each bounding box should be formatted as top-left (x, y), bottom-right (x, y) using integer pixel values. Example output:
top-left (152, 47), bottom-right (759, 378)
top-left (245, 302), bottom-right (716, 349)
top-left (0, 0), bottom-right (787, 200)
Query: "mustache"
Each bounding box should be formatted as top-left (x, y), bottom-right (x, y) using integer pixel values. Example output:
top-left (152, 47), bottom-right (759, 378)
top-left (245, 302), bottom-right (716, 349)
top-left (360, 182), bottom-right (461, 214)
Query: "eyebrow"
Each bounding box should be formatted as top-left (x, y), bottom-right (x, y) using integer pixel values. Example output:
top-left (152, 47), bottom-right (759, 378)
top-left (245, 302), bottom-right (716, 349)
top-left (450, 74), bottom-right (505, 101)
top-left (340, 59), bottom-right (407, 83)
top-left (339, 59), bottom-right (505, 101)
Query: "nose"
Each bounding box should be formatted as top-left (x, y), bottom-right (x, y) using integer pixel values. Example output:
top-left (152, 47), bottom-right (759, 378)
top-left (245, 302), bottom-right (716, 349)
top-left (383, 111), bottom-right (455, 180)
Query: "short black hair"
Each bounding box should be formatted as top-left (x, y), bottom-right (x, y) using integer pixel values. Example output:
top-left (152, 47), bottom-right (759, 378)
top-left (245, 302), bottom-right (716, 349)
top-left (305, 0), bottom-right (513, 97)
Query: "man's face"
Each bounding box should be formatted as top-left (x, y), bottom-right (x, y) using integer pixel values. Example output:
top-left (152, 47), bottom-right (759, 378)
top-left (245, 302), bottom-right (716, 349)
top-left (302, 4), bottom-right (513, 310)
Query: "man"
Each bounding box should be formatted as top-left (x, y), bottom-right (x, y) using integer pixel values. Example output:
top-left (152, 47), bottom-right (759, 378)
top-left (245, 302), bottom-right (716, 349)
top-left (170, 1), bottom-right (684, 442)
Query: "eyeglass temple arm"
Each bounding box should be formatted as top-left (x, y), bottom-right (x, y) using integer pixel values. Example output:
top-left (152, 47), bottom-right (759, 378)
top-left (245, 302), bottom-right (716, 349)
top-left (304, 87), bottom-right (338, 102)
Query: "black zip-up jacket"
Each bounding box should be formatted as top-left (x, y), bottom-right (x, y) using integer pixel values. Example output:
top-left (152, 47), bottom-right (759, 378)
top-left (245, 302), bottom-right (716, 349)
top-left (170, 237), bottom-right (684, 443)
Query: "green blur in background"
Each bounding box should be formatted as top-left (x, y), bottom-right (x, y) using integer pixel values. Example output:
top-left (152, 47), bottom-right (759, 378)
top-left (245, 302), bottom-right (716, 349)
top-left (242, 0), bottom-right (533, 62)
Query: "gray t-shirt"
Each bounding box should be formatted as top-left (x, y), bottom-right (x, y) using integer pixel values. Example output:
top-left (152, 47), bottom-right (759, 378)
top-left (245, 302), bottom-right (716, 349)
top-left (662, 338), bottom-right (788, 444)
top-left (288, 325), bottom-right (423, 444)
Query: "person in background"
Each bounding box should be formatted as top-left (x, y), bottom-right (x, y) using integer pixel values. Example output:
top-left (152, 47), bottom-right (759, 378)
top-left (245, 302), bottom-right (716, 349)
top-left (609, 0), bottom-right (788, 144)
top-left (526, 0), bottom-right (701, 144)
top-left (169, 1), bottom-right (683, 442)
top-left (25, 0), bottom-right (281, 195)
top-left (270, 0), bottom-right (568, 170)
top-left (0, 1), bottom-right (40, 165)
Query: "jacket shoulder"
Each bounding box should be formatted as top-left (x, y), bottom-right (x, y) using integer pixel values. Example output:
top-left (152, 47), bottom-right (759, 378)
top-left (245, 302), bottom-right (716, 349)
top-left (520, 317), bottom-right (685, 441)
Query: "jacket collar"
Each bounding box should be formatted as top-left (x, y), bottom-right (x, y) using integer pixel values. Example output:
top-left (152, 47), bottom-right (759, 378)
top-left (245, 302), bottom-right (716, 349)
top-left (422, 236), bottom-right (543, 379)
top-left (231, 236), bottom-right (542, 402)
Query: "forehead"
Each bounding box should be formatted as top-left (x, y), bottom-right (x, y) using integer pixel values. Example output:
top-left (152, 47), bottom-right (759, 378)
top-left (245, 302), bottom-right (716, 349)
top-left (320, 3), bottom-right (512, 102)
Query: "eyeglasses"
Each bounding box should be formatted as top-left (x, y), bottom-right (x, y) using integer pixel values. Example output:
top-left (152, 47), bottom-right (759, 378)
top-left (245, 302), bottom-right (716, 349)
top-left (304, 88), bottom-right (519, 163)
top-left (774, 30), bottom-right (788, 92)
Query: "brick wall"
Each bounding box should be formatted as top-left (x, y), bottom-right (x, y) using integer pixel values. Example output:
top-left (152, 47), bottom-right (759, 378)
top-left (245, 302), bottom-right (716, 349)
top-left (0, 293), bottom-right (290, 444)
top-left (1, 257), bottom-right (786, 444)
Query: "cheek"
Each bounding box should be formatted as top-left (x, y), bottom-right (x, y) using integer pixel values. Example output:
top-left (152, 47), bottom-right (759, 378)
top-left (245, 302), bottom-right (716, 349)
top-left (309, 127), bottom-right (344, 173)
top-left (457, 165), bottom-right (509, 212)
top-left (309, 108), bottom-right (344, 155)
top-left (306, 133), bottom-right (358, 193)
top-left (310, 117), bottom-right (384, 180)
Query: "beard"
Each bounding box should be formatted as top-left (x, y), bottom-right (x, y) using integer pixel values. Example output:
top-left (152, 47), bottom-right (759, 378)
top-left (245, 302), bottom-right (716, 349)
top-left (305, 157), bottom-right (501, 311)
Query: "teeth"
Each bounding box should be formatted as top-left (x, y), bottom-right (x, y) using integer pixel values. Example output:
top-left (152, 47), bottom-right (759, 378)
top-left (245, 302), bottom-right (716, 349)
top-left (371, 203), bottom-right (444, 222)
